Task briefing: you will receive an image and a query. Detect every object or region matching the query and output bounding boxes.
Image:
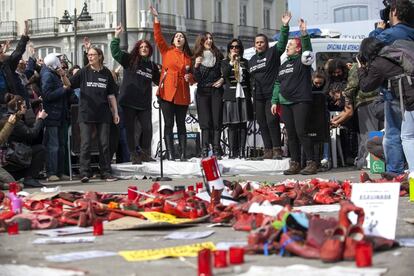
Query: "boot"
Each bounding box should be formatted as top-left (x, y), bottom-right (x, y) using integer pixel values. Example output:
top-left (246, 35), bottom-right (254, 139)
top-left (213, 146), bottom-right (222, 160)
top-left (213, 130), bottom-right (222, 159)
top-left (141, 148), bottom-right (155, 162)
top-left (283, 161), bottom-right (301, 175)
top-left (238, 126), bottom-right (246, 159)
top-left (178, 134), bottom-right (187, 161)
top-left (263, 148), bottom-right (273, 159)
top-left (164, 135), bottom-right (175, 161)
top-left (130, 151), bottom-right (142, 165)
top-left (201, 146), bottom-right (209, 158)
top-left (300, 160), bottom-right (318, 175)
top-left (272, 147), bottom-right (283, 160)
top-left (228, 127), bottom-right (236, 159)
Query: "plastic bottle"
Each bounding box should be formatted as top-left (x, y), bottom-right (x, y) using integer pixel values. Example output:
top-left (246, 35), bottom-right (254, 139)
top-left (9, 193), bottom-right (22, 214)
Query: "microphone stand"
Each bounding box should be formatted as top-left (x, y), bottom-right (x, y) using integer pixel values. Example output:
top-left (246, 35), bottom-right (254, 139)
top-left (154, 69), bottom-right (172, 182)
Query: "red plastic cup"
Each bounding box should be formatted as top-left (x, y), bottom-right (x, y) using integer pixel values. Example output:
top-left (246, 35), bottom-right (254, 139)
top-left (355, 240), bottom-right (373, 267)
top-left (198, 249), bottom-right (212, 276)
top-left (187, 185), bottom-right (194, 192)
top-left (213, 250), bottom-right (228, 268)
top-left (229, 247), bottom-right (244, 264)
top-left (93, 220), bottom-right (104, 236)
top-left (8, 182), bottom-right (18, 195)
top-left (196, 182), bottom-right (203, 193)
top-left (128, 186), bottom-right (138, 200)
top-left (7, 222), bottom-right (19, 235)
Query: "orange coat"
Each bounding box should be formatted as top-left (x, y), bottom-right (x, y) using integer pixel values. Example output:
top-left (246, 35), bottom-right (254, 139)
top-left (154, 22), bottom-right (193, 106)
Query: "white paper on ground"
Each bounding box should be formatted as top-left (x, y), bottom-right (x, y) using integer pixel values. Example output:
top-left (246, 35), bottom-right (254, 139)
top-left (45, 250), bottom-right (117, 262)
top-left (351, 183), bottom-right (400, 240)
top-left (35, 226), bottom-right (93, 237)
top-left (33, 236), bottom-right (96, 245)
top-left (0, 264), bottom-right (85, 276)
top-left (398, 238), bottom-right (414, 247)
top-left (293, 204), bottom-right (340, 213)
top-left (195, 191), bottom-right (238, 206)
top-left (248, 200), bottom-right (284, 216)
top-left (164, 230), bottom-right (215, 240)
top-left (238, 264), bottom-right (388, 276)
top-left (215, 241), bottom-right (248, 250)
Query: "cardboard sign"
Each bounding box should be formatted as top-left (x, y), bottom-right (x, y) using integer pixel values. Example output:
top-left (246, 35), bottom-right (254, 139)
top-left (119, 242), bottom-right (216, 262)
top-left (351, 183), bottom-right (400, 239)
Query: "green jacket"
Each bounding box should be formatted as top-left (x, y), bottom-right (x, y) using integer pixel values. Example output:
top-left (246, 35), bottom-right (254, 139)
top-left (343, 63), bottom-right (378, 109)
top-left (272, 34), bottom-right (312, 105)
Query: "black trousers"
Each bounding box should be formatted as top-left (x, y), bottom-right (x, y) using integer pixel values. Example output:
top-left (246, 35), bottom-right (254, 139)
top-left (196, 87), bottom-right (223, 147)
top-left (79, 122), bottom-right (111, 177)
top-left (255, 98), bottom-right (281, 149)
top-left (159, 99), bottom-right (188, 138)
top-left (123, 106), bottom-right (152, 153)
top-left (4, 144), bottom-right (46, 179)
top-left (282, 102), bottom-right (314, 162)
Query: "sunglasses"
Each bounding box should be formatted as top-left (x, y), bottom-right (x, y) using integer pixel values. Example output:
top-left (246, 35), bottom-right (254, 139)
top-left (230, 45), bottom-right (240, 49)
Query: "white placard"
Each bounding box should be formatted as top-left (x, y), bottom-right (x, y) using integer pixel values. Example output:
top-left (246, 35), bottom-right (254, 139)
top-left (164, 231), bottom-right (215, 240)
top-left (351, 183), bottom-right (400, 239)
top-left (45, 250), bottom-right (117, 262)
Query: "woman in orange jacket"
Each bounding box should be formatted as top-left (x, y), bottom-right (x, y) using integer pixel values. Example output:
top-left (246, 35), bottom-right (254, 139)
top-left (150, 6), bottom-right (194, 161)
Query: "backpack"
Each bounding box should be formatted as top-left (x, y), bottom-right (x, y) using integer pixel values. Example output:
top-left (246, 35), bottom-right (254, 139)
top-left (378, 39), bottom-right (414, 119)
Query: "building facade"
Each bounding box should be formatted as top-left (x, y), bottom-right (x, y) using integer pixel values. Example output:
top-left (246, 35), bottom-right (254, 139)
top-left (0, 0), bottom-right (286, 69)
top-left (287, 0), bottom-right (384, 26)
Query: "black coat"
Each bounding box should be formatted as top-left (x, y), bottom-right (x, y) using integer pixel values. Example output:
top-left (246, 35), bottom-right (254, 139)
top-left (221, 58), bottom-right (251, 101)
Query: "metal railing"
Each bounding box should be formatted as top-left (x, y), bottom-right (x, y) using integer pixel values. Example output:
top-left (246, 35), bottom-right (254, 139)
top-left (0, 21), bottom-right (18, 38)
top-left (185, 18), bottom-right (207, 33)
top-left (77, 12), bottom-right (107, 30)
top-left (238, 25), bottom-right (258, 38)
top-left (211, 22), bottom-right (233, 37)
top-left (28, 17), bottom-right (58, 36)
top-left (158, 13), bottom-right (176, 29)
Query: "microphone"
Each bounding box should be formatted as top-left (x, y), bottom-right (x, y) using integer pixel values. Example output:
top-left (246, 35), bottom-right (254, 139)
top-left (185, 65), bottom-right (190, 74)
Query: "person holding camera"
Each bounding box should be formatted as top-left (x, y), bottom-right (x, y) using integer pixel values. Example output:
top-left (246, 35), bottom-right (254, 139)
top-left (357, 37), bottom-right (414, 174)
top-left (369, 0), bottom-right (414, 177)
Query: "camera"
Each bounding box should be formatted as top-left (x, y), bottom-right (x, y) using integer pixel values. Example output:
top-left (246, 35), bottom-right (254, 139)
top-left (380, 0), bottom-right (392, 22)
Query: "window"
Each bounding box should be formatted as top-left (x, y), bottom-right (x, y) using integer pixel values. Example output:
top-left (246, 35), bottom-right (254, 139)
top-left (37, 46), bottom-right (61, 59)
top-left (85, 0), bottom-right (104, 13)
top-left (263, 8), bottom-right (270, 29)
top-left (37, 0), bottom-right (55, 17)
top-left (334, 6), bottom-right (368, 23)
top-left (214, 0), bottom-right (222, 22)
top-left (0, 0), bottom-right (13, 21)
top-left (240, 1), bottom-right (247, 26)
top-left (186, 0), bottom-right (194, 19)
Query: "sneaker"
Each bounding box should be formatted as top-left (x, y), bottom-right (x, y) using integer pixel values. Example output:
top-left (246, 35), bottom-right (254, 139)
top-left (81, 176), bottom-right (89, 183)
top-left (23, 178), bottom-right (43, 188)
top-left (47, 175), bottom-right (60, 182)
top-left (101, 174), bottom-right (118, 182)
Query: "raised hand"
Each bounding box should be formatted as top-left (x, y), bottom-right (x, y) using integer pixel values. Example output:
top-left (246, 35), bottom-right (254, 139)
top-left (28, 43), bottom-right (36, 57)
top-left (281, 11), bottom-right (292, 26)
top-left (23, 20), bottom-right (29, 36)
top-left (149, 5), bottom-right (159, 17)
top-left (7, 114), bottom-right (17, 124)
top-left (114, 23), bottom-right (123, 38)
top-left (299, 18), bottom-right (307, 35)
top-left (83, 37), bottom-right (91, 52)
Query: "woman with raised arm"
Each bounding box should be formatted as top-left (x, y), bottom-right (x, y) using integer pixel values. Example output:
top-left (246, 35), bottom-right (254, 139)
top-left (271, 19), bottom-right (317, 175)
top-left (150, 6), bottom-right (194, 161)
top-left (193, 32), bottom-right (224, 158)
top-left (221, 39), bottom-right (252, 159)
top-left (248, 12), bottom-right (291, 160)
top-left (110, 24), bottom-right (160, 164)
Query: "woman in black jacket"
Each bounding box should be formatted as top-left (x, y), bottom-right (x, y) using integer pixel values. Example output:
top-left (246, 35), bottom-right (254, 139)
top-left (221, 39), bottom-right (252, 158)
top-left (110, 24), bottom-right (160, 164)
top-left (193, 32), bottom-right (224, 158)
top-left (2, 94), bottom-right (47, 187)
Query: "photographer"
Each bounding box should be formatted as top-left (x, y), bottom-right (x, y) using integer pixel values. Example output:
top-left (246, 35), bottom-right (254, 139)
top-left (357, 37), bottom-right (414, 174)
top-left (369, 0), bottom-right (414, 177)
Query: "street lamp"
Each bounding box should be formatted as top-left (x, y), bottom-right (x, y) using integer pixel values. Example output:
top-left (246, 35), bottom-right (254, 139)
top-left (59, 2), bottom-right (93, 65)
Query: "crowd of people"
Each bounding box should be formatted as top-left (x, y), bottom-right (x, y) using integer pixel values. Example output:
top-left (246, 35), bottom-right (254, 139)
top-left (0, 1), bottom-right (413, 189)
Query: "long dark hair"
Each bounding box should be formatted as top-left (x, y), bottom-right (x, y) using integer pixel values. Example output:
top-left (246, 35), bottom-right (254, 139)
top-left (193, 32), bottom-right (223, 60)
top-left (129, 40), bottom-right (153, 70)
top-left (359, 37), bottom-right (386, 65)
top-left (327, 58), bottom-right (349, 81)
top-left (5, 93), bottom-right (25, 113)
top-left (170, 31), bottom-right (192, 57)
top-left (226, 38), bottom-right (244, 58)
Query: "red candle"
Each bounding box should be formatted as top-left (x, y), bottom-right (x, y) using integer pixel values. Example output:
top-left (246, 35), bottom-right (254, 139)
top-left (355, 240), bottom-right (373, 267)
top-left (128, 186), bottom-right (138, 200)
top-left (198, 249), bottom-right (212, 276)
top-left (187, 185), bottom-right (194, 192)
top-left (8, 182), bottom-right (18, 195)
top-left (7, 222), bottom-right (19, 235)
top-left (196, 182), bottom-right (203, 193)
top-left (229, 247), bottom-right (244, 264)
top-left (93, 220), bottom-right (104, 236)
top-left (213, 250), bottom-right (228, 268)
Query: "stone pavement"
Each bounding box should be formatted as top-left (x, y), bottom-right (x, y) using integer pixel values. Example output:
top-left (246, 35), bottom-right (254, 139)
top-left (0, 168), bottom-right (413, 275)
